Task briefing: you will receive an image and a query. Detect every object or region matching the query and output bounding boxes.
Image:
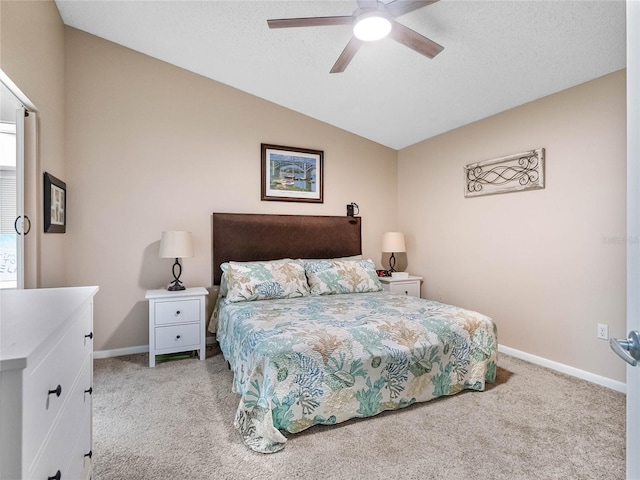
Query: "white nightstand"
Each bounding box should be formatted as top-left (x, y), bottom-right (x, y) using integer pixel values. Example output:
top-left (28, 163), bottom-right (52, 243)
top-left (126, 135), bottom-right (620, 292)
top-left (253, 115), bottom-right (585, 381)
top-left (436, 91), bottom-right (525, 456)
top-left (379, 275), bottom-right (423, 298)
top-left (145, 287), bottom-right (208, 368)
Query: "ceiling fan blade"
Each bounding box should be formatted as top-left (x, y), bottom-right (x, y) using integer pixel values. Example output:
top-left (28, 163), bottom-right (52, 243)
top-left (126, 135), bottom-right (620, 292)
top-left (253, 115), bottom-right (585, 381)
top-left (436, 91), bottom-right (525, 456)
top-left (357, 0), bottom-right (378, 9)
top-left (387, 0), bottom-right (439, 18)
top-left (267, 16), bottom-right (353, 29)
top-left (388, 21), bottom-right (443, 58)
top-left (330, 37), bottom-right (363, 73)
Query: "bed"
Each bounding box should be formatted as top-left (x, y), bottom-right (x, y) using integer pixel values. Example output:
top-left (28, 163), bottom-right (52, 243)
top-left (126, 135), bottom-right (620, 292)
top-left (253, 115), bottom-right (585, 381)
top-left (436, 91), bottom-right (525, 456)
top-left (210, 213), bottom-right (498, 453)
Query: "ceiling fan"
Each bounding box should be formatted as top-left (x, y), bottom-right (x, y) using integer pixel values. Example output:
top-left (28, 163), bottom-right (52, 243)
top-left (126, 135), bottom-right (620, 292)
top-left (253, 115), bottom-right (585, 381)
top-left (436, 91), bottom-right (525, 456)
top-left (267, 0), bottom-right (444, 74)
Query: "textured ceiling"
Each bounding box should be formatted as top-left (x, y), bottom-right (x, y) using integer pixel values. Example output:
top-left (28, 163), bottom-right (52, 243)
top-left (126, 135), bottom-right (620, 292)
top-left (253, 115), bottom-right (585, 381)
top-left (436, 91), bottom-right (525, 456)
top-left (55, 0), bottom-right (626, 150)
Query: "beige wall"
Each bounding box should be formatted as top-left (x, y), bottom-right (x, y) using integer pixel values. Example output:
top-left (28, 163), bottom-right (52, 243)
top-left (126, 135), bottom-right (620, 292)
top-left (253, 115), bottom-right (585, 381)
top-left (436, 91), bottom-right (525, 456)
top-left (0, 0), bottom-right (67, 287)
top-left (398, 70), bottom-right (627, 382)
top-left (64, 28), bottom-right (398, 352)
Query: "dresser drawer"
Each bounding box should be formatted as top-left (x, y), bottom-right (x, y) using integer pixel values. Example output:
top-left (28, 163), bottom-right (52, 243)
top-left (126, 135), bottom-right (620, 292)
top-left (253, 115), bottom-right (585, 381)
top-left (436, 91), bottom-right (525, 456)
top-left (28, 355), bottom-right (92, 479)
top-left (154, 299), bottom-right (201, 325)
top-left (155, 323), bottom-right (201, 350)
top-left (388, 282), bottom-right (421, 298)
top-left (66, 407), bottom-right (93, 480)
top-left (23, 303), bottom-right (93, 464)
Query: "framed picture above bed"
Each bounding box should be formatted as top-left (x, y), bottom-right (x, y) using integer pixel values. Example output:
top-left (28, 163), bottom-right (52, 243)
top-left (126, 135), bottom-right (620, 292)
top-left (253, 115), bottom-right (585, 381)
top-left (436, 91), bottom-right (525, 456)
top-left (261, 143), bottom-right (323, 203)
top-left (43, 172), bottom-right (66, 233)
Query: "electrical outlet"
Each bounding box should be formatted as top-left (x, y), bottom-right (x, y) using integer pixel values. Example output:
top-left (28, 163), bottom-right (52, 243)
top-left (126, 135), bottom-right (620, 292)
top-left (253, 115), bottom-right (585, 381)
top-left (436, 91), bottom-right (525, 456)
top-left (597, 323), bottom-right (609, 340)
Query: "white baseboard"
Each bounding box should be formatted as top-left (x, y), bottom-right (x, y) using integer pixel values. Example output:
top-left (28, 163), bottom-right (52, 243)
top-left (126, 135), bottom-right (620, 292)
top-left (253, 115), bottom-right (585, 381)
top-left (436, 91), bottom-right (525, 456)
top-left (498, 344), bottom-right (626, 394)
top-left (94, 336), bottom-right (217, 360)
top-left (93, 345), bottom-right (149, 359)
top-left (93, 344), bottom-right (148, 359)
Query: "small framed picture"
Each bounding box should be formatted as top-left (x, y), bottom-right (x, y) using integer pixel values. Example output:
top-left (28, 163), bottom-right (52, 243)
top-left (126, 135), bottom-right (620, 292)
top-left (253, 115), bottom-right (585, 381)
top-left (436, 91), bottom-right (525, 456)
top-left (44, 172), bottom-right (66, 233)
top-left (261, 143), bottom-right (323, 203)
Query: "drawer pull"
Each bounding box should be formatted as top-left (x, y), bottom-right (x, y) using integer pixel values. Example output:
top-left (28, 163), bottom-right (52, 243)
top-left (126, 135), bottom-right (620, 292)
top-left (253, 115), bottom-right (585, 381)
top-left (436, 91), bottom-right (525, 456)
top-left (48, 470), bottom-right (61, 480)
top-left (84, 450), bottom-right (93, 459)
top-left (48, 385), bottom-right (62, 398)
top-left (84, 387), bottom-right (93, 395)
top-left (176, 335), bottom-right (181, 340)
top-left (405, 291), bottom-right (408, 295)
top-left (175, 310), bottom-right (181, 316)
top-left (85, 331), bottom-right (93, 340)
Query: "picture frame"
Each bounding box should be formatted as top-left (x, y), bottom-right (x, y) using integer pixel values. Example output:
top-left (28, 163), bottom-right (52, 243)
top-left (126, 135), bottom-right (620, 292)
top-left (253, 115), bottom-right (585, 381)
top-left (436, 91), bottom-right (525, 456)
top-left (261, 143), bottom-right (323, 203)
top-left (44, 172), bottom-right (66, 233)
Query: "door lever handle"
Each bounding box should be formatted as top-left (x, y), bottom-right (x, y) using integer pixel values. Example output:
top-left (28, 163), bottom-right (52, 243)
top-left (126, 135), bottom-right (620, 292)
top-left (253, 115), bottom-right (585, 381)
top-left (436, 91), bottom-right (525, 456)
top-left (609, 330), bottom-right (640, 367)
top-left (13, 215), bottom-right (31, 235)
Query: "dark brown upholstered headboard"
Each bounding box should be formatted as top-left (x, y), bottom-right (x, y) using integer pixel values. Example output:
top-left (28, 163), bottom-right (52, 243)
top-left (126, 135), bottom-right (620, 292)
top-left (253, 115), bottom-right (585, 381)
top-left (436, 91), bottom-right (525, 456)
top-left (211, 213), bottom-right (362, 285)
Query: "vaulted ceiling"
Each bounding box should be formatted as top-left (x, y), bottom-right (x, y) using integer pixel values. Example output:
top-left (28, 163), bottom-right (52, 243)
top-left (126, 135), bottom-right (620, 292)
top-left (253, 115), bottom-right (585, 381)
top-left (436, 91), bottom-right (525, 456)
top-left (55, 0), bottom-right (626, 150)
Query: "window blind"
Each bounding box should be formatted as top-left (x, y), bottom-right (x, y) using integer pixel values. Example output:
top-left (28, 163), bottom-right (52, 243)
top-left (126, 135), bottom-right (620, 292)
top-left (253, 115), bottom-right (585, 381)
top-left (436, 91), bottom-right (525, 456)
top-left (0, 169), bottom-right (17, 234)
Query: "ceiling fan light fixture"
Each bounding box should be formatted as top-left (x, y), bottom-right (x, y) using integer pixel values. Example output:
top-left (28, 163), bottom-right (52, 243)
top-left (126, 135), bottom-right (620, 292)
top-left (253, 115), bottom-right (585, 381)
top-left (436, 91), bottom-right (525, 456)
top-left (353, 10), bottom-right (392, 42)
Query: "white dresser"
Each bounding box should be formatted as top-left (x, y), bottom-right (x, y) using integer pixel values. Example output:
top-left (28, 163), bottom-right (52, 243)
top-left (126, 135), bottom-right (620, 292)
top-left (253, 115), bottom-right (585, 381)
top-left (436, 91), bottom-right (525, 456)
top-left (0, 286), bottom-right (99, 480)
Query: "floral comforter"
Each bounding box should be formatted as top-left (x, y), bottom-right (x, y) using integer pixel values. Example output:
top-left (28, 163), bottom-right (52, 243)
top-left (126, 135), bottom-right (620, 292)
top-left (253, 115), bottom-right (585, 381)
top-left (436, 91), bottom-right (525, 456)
top-left (216, 291), bottom-right (497, 453)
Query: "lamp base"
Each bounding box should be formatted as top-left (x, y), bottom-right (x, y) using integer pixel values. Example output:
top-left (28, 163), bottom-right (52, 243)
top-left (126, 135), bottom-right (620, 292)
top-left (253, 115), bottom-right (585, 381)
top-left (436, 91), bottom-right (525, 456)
top-left (167, 258), bottom-right (186, 291)
top-left (389, 252), bottom-right (397, 272)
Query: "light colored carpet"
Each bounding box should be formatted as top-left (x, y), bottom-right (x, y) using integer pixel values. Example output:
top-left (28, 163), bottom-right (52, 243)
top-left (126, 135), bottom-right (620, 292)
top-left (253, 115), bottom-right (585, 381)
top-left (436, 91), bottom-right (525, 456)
top-left (93, 347), bottom-right (625, 480)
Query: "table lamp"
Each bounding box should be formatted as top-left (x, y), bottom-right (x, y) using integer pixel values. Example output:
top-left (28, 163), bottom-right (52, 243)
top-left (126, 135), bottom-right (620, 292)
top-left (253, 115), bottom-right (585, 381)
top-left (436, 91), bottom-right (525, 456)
top-left (159, 231), bottom-right (193, 291)
top-left (382, 231), bottom-right (406, 272)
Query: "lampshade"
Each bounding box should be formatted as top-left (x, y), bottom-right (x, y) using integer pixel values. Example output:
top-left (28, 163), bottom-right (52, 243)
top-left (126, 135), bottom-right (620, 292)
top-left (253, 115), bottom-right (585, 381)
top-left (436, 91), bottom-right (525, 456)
top-left (159, 231), bottom-right (194, 259)
top-left (382, 232), bottom-right (406, 253)
top-left (353, 10), bottom-right (392, 42)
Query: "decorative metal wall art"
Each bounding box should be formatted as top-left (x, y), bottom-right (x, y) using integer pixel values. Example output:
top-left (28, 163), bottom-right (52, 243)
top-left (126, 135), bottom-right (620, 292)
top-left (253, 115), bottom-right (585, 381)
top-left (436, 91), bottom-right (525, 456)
top-left (464, 148), bottom-right (545, 198)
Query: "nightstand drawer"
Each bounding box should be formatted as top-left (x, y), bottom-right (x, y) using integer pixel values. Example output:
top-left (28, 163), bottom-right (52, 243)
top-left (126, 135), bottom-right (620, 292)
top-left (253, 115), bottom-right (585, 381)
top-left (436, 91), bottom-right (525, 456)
top-left (154, 299), bottom-right (200, 325)
top-left (388, 282), bottom-right (420, 297)
top-left (379, 275), bottom-right (422, 298)
top-left (155, 323), bottom-right (201, 350)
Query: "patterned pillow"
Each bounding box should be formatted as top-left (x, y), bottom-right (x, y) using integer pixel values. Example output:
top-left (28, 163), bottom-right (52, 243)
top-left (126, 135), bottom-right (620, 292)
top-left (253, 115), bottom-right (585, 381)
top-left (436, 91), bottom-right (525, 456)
top-left (219, 262), bottom-right (230, 297)
top-left (224, 259), bottom-right (310, 303)
top-left (305, 259), bottom-right (382, 295)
